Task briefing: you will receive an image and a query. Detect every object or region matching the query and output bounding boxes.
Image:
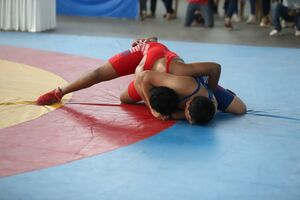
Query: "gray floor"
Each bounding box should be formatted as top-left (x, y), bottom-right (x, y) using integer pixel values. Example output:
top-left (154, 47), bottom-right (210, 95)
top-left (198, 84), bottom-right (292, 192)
top-left (50, 0), bottom-right (300, 48)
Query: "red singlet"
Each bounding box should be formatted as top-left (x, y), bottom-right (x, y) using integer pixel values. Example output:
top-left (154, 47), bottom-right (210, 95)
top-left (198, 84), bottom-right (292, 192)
top-left (108, 42), bottom-right (180, 101)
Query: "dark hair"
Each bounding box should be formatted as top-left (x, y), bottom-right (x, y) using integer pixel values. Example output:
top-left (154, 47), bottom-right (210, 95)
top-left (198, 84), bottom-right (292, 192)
top-left (188, 96), bottom-right (215, 125)
top-left (149, 86), bottom-right (178, 115)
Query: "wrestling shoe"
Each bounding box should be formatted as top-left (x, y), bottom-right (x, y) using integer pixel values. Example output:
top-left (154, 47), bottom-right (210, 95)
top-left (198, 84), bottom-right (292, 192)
top-left (36, 87), bottom-right (63, 105)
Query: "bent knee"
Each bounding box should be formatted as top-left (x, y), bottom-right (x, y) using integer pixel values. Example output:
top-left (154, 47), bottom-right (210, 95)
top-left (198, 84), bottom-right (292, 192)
top-left (234, 102), bottom-right (247, 115)
top-left (120, 93), bottom-right (137, 104)
top-left (120, 95), bottom-right (131, 104)
top-left (225, 96), bottom-right (247, 115)
top-left (120, 97), bottom-right (128, 104)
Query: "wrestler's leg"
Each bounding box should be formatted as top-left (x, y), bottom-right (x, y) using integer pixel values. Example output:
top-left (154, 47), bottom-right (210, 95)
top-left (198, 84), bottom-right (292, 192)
top-left (62, 49), bottom-right (144, 95)
top-left (224, 95), bottom-right (247, 115)
top-left (214, 86), bottom-right (246, 115)
top-left (62, 48), bottom-right (144, 95)
top-left (61, 62), bottom-right (118, 95)
top-left (120, 90), bottom-right (138, 104)
top-left (37, 49), bottom-right (143, 105)
top-left (36, 62), bottom-right (119, 105)
top-left (120, 80), bottom-right (142, 104)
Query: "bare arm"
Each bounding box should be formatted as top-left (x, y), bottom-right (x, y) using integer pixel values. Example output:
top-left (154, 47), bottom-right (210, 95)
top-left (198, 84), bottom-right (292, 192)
top-left (132, 72), bottom-right (167, 120)
top-left (137, 72), bottom-right (153, 109)
top-left (136, 71), bottom-right (189, 120)
top-left (170, 61), bottom-right (221, 91)
top-left (137, 70), bottom-right (189, 108)
top-left (170, 110), bottom-right (186, 120)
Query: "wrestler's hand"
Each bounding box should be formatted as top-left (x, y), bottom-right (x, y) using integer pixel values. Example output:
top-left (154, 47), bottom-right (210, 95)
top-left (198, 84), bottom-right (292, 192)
top-left (131, 36), bottom-right (158, 47)
top-left (131, 38), bottom-right (144, 47)
top-left (151, 109), bottom-right (170, 121)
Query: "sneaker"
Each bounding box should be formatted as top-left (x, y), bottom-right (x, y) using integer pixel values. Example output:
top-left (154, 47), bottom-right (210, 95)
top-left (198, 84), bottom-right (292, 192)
top-left (281, 19), bottom-right (287, 28)
top-left (224, 21), bottom-right (233, 30)
top-left (140, 10), bottom-right (147, 21)
top-left (166, 12), bottom-right (176, 20)
top-left (36, 87), bottom-right (63, 105)
top-left (224, 17), bottom-right (233, 30)
top-left (260, 17), bottom-right (270, 27)
top-left (232, 13), bottom-right (241, 22)
top-left (246, 14), bottom-right (256, 24)
top-left (269, 29), bottom-right (280, 36)
top-left (146, 12), bottom-right (155, 18)
top-left (295, 28), bottom-right (300, 37)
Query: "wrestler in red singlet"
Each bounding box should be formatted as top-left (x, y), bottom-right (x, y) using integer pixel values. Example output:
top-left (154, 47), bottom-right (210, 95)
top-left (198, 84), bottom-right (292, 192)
top-left (108, 42), bottom-right (181, 101)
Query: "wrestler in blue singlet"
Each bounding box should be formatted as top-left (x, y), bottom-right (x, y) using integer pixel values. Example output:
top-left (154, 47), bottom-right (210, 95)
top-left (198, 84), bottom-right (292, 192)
top-left (179, 76), bottom-right (235, 112)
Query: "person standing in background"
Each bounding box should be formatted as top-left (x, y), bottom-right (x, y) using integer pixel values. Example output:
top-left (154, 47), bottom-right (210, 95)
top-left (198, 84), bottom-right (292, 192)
top-left (163, 0), bottom-right (177, 20)
top-left (269, 0), bottom-right (300, 36)
top-left (259, 0), bottom-right (271, 27)
top-left (139, 0), bottom-right (157, 20)
top-left (140, 0), bottom-right (176, 20)
top-left (246, 0), bottom-right (256, 23)
top-left (184, 0), bottom-right (214, 28)
top-left (224, 0), bottom-right (238, 30)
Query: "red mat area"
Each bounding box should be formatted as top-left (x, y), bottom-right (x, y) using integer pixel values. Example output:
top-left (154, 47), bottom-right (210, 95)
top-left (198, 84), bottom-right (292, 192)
top-left (0, 46), bottom-right (175, 177)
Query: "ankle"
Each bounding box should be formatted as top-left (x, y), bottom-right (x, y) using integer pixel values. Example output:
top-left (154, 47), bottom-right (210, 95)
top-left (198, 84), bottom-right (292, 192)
top-left (224, 17), bottom-right (231, 24)
top-left (58, 87), bottom-right (66, 96)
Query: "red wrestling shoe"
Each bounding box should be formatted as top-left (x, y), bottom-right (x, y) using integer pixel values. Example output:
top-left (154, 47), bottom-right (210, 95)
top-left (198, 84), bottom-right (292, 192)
top-left (36, 88), bottom-right (63, 105)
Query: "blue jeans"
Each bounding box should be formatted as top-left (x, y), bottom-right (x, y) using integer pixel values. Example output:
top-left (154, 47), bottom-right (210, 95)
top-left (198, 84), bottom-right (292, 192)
top-left (140, 0), bottom-right (146, 11)
top-left (184, 2), bottom-right (214, 27)
top-left (162, 0), bottom-right (174, 13)
top-left (249, 0), bottom-right (255, 15)
top-left (224, 0), bottom-right (238, 18)
top-left (271, 2), bottom-right (300, 31)
top-left (140, 0), bottom-right (157, 13)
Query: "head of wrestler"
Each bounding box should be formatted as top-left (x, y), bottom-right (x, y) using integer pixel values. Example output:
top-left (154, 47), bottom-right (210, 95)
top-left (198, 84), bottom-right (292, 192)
top-left (185, 96), bottom-right (216, 125)
top-left (149, 86), bottom-right (178, 116)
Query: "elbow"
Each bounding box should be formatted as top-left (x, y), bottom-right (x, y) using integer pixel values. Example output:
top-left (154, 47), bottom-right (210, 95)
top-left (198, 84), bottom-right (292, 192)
top-left (214, 63), bottom-right (221, 75)
top-left (206, 62), bottom-right (221, 78)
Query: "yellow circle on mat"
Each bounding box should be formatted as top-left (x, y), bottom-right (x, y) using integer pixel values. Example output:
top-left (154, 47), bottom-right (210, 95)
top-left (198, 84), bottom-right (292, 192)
top-left (0, 59), bottom-right (72, 129)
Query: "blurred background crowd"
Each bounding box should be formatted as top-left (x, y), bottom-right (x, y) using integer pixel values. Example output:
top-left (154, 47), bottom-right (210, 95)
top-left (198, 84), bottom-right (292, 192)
top-left (139, 0), bottom-right (300, 36)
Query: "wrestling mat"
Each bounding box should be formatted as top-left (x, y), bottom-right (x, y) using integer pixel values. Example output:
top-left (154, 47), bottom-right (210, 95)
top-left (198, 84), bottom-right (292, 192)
top-left (0, 33), bottom-right (299, 200)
